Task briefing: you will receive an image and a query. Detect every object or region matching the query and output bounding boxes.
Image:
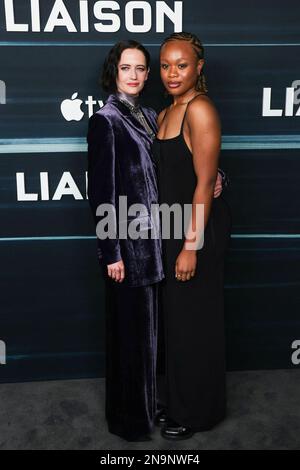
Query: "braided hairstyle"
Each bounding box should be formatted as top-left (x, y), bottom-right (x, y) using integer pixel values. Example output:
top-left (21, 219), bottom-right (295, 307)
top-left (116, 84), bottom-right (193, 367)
top-left (160, 32), bottom-right (208, 94)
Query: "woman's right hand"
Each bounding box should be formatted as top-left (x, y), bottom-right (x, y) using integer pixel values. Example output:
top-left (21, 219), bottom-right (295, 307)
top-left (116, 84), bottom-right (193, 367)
top-left (107, 260), bottom-right (125, 283)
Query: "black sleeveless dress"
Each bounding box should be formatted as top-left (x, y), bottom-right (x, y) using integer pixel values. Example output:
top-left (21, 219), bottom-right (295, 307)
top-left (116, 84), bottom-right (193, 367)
top-left (153, 100), bottom-right (232, 431)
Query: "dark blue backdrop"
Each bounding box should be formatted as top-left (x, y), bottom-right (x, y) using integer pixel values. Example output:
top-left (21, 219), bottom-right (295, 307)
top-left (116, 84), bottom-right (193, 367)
top-left (1, 0), bottom-right (300, 382)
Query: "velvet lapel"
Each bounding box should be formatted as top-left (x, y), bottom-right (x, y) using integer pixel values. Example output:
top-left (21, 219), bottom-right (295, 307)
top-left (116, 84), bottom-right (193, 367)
top-left (105, 94), bottom-right (157, 142)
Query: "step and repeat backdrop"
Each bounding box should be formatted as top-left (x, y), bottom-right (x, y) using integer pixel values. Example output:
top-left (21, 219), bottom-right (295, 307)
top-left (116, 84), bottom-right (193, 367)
top-left (0, 0), bottom-right (300, 382)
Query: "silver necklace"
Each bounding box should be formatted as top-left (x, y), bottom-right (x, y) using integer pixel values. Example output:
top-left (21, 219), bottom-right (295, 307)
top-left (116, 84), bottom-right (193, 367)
top-left (116, 93), bottom-right (156, 140)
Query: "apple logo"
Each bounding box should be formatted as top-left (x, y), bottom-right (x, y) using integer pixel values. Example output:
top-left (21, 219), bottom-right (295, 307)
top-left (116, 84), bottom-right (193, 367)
top-left (61, 92), bottom-right (84, 121)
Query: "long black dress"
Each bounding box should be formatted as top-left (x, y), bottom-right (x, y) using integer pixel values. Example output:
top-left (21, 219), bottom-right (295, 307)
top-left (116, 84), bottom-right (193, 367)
top-left (153, 100), bottom-right (232, 431)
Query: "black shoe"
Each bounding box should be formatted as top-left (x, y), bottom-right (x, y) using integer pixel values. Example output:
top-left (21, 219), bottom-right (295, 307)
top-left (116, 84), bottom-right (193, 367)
top-left (161, 418), bottom-right (194, 440)
top-left (154, 408), bottom-right (168, 427)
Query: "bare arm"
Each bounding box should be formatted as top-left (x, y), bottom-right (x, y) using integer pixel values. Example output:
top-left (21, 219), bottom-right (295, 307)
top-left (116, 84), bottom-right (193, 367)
top-left (184, 97), bottom-right (221, 248)
top-left (175, 98), bottom-right (221, 281)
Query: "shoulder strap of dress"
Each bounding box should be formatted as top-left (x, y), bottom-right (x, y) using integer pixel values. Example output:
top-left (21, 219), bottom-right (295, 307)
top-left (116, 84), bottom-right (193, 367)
top-left (179, 93), bottom-right (206, 134)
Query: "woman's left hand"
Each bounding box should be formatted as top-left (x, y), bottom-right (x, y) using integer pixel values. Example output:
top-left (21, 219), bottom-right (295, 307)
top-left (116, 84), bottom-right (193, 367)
top-left (175, 250), bottom-right (197, 281)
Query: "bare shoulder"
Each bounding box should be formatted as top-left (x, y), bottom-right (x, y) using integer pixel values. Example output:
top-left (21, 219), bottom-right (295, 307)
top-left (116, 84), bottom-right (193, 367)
top-left (186, 94), bottom-right (220, 128)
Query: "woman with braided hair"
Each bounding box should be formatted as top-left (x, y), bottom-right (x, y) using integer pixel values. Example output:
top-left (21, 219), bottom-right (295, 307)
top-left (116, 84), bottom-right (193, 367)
top-left (153, 32), bottom-right (231, 440)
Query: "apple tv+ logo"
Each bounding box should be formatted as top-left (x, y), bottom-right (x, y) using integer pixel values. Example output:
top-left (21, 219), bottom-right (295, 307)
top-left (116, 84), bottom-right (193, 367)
top-left (60, 92), bottom-right (104, 121)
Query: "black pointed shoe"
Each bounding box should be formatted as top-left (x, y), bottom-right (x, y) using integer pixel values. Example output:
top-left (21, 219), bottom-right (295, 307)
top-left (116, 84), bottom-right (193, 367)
top-left (161, 418), bottom-right (194, 440)
top-left (154, 408), bottom-right (168, 427)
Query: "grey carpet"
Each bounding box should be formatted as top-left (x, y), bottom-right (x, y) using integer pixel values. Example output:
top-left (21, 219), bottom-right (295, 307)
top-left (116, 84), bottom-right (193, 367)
top-left (0, 369), bottom-right (299, 450)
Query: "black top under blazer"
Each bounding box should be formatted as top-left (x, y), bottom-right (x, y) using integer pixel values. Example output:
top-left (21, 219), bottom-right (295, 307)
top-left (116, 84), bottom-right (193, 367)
top-left (87, 94), bottom-right (165, 287)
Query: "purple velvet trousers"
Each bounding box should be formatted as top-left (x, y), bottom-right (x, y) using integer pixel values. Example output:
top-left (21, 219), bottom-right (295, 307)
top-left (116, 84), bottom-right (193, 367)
top-left (104, 278), bottom-right (159, 441)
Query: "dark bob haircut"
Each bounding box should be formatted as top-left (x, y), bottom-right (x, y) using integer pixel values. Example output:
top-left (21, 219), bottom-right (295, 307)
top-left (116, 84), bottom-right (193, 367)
top-left (100, 40), bottom-right (151, 93)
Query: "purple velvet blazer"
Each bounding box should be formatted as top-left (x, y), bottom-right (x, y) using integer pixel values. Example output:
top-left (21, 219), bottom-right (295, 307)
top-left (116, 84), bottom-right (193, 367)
top-left (87, 94), bottom-right (164, 287)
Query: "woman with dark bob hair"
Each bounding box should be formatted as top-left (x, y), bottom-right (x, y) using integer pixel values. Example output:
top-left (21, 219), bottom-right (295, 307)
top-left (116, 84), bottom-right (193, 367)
top-left (87, 39), bottom-right (225, 442)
